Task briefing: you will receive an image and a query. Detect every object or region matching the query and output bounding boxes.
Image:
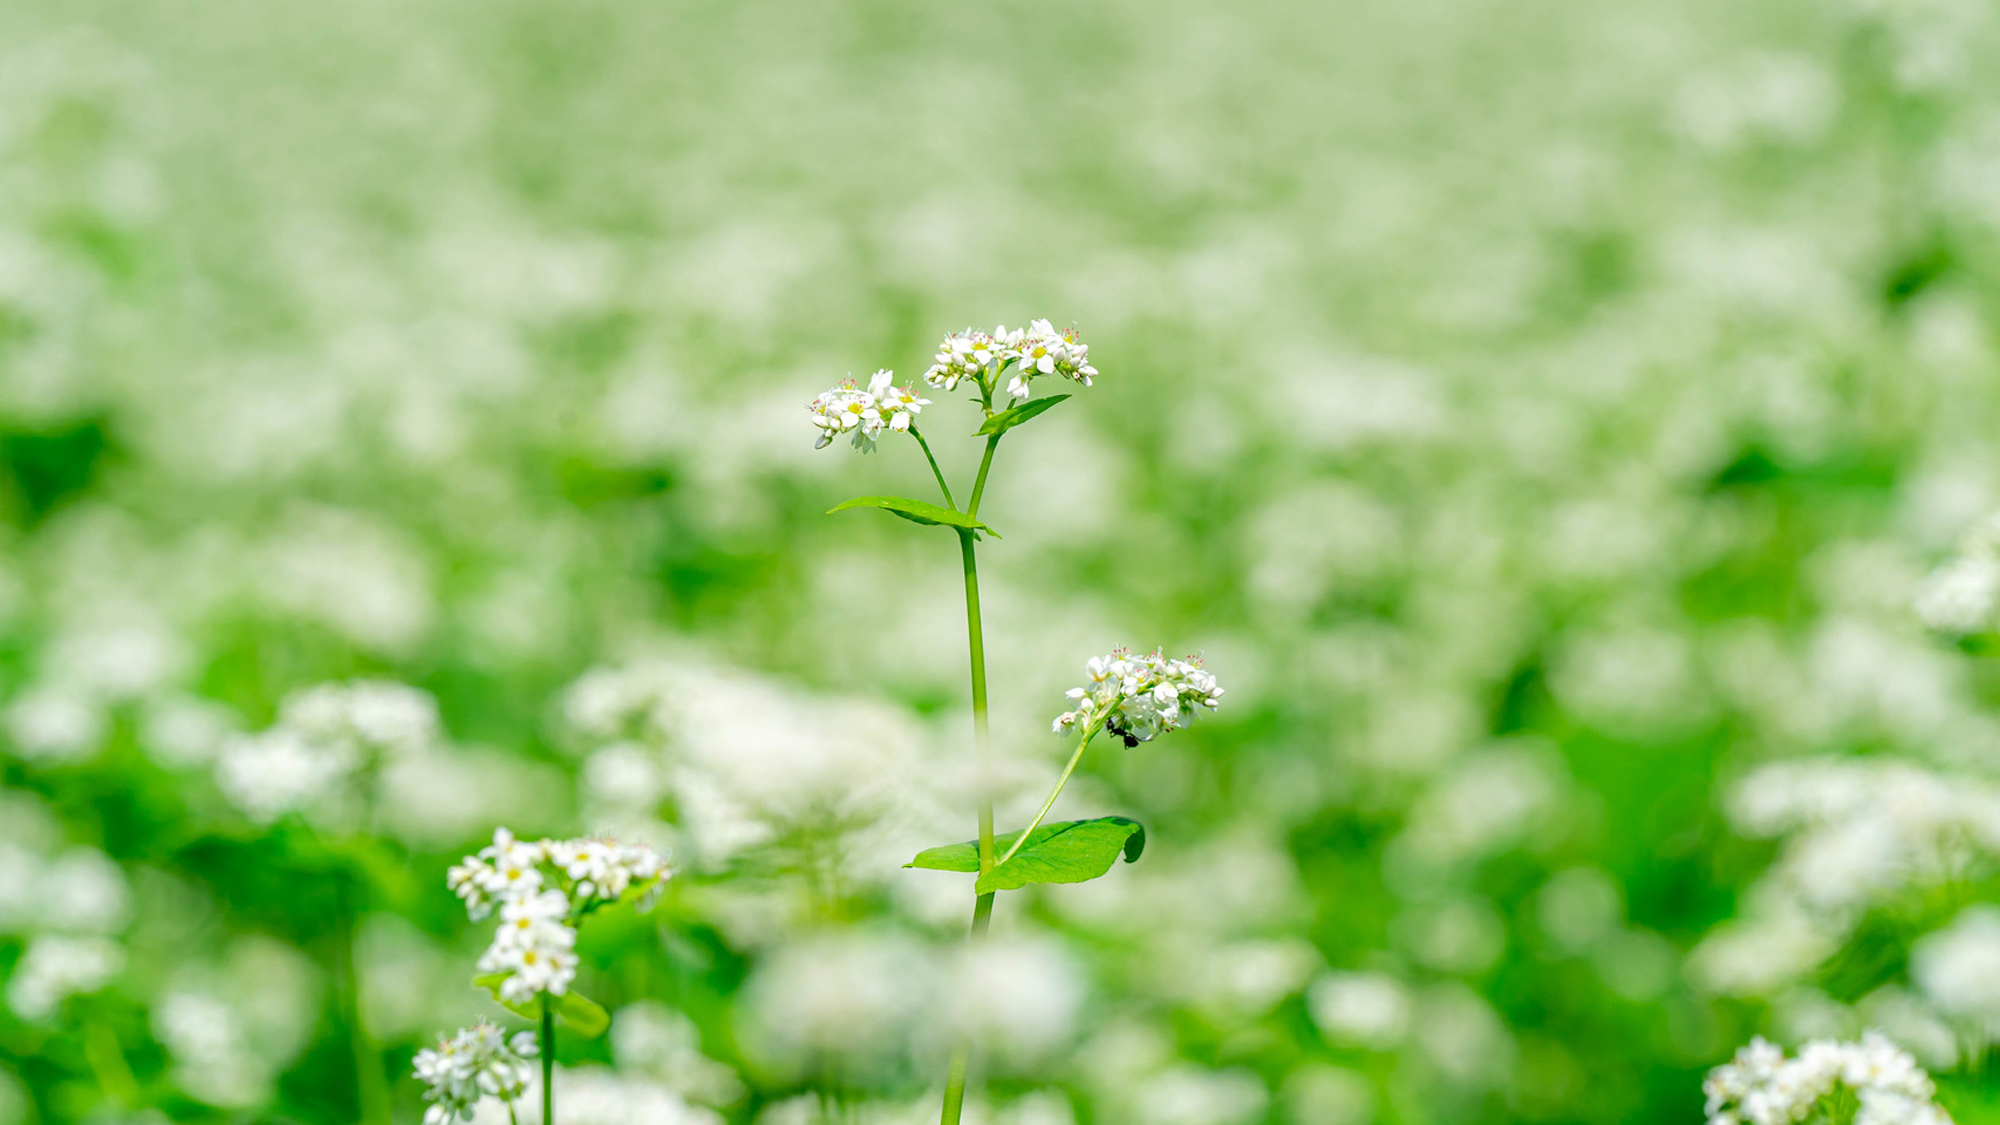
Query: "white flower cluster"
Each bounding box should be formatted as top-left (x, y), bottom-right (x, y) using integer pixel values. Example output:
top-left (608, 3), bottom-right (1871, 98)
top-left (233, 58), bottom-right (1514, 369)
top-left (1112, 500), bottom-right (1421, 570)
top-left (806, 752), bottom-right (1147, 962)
top-left (446, 828), bottom-right (668, 1004)
top-left (1915, 513), bottom-right (2000, 634)
top-left (6, 935), bottom-right (125, 1021)
top-left (215, 679), bottom-right (440, 823)
top-left (924, 320), bottom-right (1097, 402)
top-left (807, 370), bottom-right (930, 450)
top-left (413, 1022), bottom-right (539, 1125)
top-left (1051, 648), bottom-right (1223, 745)
top-left (1703, 1033), bottom-right (1951, 1125)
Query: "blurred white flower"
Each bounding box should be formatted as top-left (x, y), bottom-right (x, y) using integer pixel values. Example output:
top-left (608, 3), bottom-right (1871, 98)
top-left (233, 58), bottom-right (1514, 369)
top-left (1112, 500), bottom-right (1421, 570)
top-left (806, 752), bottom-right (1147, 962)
top-left (1913, 559), bottom-right (2000, 634)
top-left (1911, 905), bottom-right (2000, 1033)
top-left (611, 1001), bottom-right (745, 1106)
top-left (500, 1066), bottom-right (726, 1125)
top-left (1133, 1066), bottom-right (1267, 1125)
top-left (414, 1023), bottom-right (538, 1125)
top-left (6, 934), bottom-right (123, 1019)
top-left (3, 685), bottom-right (106, 762)
top-left (141, 695), bottom-right (240, 768)
top-left (739, 928), bottom-right (934, 1078)
top-left (948, 934), bottom-right (1085, 1064)
top-left (1306, 971), bottom-right (1410, 1049)
top-left (216, 728), bottom-right (352, 824)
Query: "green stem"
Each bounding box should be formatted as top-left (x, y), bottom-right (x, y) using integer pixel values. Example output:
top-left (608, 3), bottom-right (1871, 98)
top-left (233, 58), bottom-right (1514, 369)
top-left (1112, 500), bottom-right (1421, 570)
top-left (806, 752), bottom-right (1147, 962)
top-left (911, 428), bottom-right (957, 510)
top-left (336, 874), bottom-right (390, 1125)
top-left (541, 995), bottom-right (555, 1125)
top-left (995, 727), bottom-right (1099, 868)
top-left (966, 435), bottom-right (1000, 518)
top-left (939, 891), bottom-right (995, 1125)
top-left (940, 528), bottom-right (998, 1125)
top-left (83, 1022), bottom-right (141, 1108)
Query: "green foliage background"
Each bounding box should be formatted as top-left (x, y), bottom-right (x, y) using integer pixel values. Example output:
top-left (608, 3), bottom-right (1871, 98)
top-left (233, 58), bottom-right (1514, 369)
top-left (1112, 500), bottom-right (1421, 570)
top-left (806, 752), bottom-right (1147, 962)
top-left (2, 0), bottom-right (2000, 1122)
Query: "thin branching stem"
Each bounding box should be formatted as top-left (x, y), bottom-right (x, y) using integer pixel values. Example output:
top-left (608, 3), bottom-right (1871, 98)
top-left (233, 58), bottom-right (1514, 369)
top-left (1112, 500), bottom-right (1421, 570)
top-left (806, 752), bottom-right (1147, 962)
top-left (911, 427), bottom-right (957, 510)
top-left (995, 726), bottom-right (1100, 868)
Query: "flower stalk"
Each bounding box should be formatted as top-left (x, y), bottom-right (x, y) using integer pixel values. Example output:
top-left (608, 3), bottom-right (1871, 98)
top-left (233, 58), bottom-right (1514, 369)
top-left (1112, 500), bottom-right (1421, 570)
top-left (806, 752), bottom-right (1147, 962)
top-left (807, 321), bottom-right (1215, 1125)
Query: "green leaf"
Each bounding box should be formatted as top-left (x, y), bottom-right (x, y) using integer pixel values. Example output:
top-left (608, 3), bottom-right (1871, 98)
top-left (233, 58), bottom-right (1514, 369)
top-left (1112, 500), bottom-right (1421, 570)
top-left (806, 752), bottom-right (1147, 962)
top-left (827, 495), bottom-right (998, 537)
top-left (905, 816), bottom-right (1146, 894)
top-left (975, 394), bottom-right (1071, 437)
top-left (471, 974), bottom-right (612, 1038)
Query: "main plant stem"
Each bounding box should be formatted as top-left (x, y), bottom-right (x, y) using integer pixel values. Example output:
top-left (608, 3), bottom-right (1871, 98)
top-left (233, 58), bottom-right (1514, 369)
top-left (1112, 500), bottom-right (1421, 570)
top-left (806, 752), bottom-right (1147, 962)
top-left (541, 996), bottom-right (555, 1125)
top-left (940, 431), bottom-right (1004, 1125)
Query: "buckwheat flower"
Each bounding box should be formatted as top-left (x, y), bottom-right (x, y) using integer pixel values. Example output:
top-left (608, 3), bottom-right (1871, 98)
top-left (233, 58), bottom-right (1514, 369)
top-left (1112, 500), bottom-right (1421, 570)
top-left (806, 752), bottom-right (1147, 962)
top-left (925, 330), bottom-right (998, 391)
top-left (1703, 1033), bottom-right (1951, 1125)
top-left (414, 1022), bottom-right (538, 1125)
top-left (551, 837), bottom-right (670, 903)
top-left (448, 854), bottom-right (500, 920)
top-left (807, 372), bottom-right (927, 451)
top-left (1004, 320), bottom-right (1097, 401)
top-left (476, 828), bottom-right (548, 900)
top-left (807, 378), bottom-right (878, 450)
top-left (1051, 648), bottom-right (1224, 745)
top-left (478, 898), bottom-right (579, 1004)
top-left (870, 369), bottom-right (931, 436)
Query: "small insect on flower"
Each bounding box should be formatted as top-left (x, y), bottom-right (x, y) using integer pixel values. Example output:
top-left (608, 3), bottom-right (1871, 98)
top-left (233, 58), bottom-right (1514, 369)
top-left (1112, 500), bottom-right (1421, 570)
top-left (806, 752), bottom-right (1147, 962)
top-left (808, 370), bottom-right (931, 451)
top-left (413, 1022), bottom-right (539, 1125)
top-left (1051, 647), bottom-right (1223, 745)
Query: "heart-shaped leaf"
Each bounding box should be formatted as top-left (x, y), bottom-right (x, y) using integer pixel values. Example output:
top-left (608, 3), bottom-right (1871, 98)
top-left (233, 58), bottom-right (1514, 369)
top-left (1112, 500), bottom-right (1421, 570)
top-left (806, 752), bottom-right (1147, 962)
top-left (471, 974), bottom-right (612, 1038)
top-left (975, 394), bottom-right (1071, 438)
top-left (905, 816), bottom-right (1145, 894)
top-left (828, 496), bottom-right (998, 538)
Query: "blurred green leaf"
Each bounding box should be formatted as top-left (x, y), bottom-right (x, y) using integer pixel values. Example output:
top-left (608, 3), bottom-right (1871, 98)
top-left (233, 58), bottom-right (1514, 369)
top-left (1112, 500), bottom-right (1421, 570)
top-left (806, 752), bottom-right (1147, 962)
top-left (828, 496), bottom-right (998, 537)
top-left (974, 394), bottom-right (1070, 438)
top-left (471, 975), bottom-right (611, 1038)
top-left (905, 816), bottom-right (1145, 894)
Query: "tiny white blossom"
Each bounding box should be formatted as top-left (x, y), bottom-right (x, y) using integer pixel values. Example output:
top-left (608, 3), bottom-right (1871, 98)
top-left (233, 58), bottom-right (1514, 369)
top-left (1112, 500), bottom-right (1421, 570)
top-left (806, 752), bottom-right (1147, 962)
top-left (448, 827), bottom-right (671, 1004)
top-left (1004, 320), bottom-right (1097, 401)
top-left (413, 1022), bottom-right (539, 1125)
top-left (1703, 1033), bottom-right (1952, 1125)
top-left (1051, 647), bottom-right (1224, 744)
top-left (807, 371), bottom-right (929, 451)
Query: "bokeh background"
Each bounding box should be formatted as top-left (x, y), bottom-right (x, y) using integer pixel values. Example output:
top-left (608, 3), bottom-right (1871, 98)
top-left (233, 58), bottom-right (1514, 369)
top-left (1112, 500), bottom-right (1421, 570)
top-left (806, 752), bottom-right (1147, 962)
top-left (5, 0), bottom-right (2000, 1121)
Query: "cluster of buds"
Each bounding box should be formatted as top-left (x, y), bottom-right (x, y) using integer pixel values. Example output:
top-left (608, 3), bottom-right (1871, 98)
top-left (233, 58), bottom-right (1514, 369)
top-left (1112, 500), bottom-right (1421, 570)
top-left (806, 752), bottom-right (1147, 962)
top-left (413, 1022), bottom-right (538, 1125)
top-left (1703, 1033), bottom-right (1951, 1125)
top-left (1051, 648), bottom-right (1224, 745)
top-left (446, 828), bottom-right (669, 1004)
top-left (807, 370), bottom-right (931, 451)
top-left (923, 320), bottom-right (1096, 401)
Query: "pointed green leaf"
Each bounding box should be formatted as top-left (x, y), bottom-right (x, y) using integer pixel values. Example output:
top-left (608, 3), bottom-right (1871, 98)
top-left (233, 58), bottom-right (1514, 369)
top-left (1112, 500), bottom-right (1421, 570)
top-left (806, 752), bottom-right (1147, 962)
top-left (975, 394), bottom-right (1071, 437)
top-left (470, 975), bottom-right (612, 1038)
top-left (904, 816), bottom-right (1145, 894)
top-left (827, 496), bottom-right (998, 537)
